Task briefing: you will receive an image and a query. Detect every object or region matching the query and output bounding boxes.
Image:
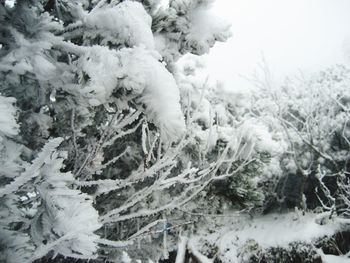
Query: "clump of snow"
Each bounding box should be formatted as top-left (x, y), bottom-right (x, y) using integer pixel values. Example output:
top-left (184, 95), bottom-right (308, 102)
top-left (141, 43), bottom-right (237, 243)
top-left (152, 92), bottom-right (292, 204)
top-left (191, 98), bottom-right (212, 128)
top-left (154, 33), bottom-right (182, 64)
top-left (77, 46), bottom-right (185, 141)
top-left (77, 46), bottom-right (123, 106)
top-left (237, 120), bottom-right (284, 158)
top-left (154, 1), bottom-right (231, 62)
top-left (33, 145), bottom-right (101, 259)
top-left (0, 139), bottom-right (25, 179)
top-left (0, 24), bottom-right (61, 82)
top-left (184, 6), bottom-right (231, 54)
top-left (214, 104), bottom-right (229, 126)
top-left (0, 96), bottom-right (19, 137)
top-left (32, 55), bottom-right (58, 81)
top-left (84, 1), bottom-right (155, 49)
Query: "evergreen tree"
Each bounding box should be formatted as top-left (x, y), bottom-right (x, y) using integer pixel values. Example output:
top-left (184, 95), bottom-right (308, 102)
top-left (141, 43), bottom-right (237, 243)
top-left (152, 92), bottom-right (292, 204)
top-left (0, 0), bottom-right (252, 262)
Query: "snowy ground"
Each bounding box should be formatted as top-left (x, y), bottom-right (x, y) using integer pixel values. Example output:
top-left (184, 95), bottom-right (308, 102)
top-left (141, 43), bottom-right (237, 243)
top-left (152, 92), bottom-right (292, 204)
top-left (321, 254), bottom-right (350, 263)
top-left (189, 211), bottom-right (350, 263)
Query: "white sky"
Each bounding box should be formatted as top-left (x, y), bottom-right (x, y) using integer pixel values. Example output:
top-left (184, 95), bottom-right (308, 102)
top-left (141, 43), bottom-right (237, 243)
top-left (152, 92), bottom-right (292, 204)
top-left (206, 0), bottom-right (350, 90)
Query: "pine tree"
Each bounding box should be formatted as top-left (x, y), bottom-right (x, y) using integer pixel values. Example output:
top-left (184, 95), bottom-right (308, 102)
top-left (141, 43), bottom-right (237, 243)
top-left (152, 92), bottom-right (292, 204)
top-left (0, 0), bottom-right (241, 262)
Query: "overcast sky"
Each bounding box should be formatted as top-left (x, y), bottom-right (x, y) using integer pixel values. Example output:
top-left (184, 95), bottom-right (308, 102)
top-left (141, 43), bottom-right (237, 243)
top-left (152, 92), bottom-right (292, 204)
top-left (206, 0), bottom-right (350, 91)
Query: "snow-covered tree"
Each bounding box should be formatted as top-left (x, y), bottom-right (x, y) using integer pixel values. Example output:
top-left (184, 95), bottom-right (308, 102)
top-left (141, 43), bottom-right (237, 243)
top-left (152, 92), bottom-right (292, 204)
top-left (174, 64), bottom-right (350, 263)
top-left (0, 0), bottom-right (239, 262)
top-left (174, 55), bottom-right (284, 214)
top-left (251, 64), bottom-right (350, 215)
